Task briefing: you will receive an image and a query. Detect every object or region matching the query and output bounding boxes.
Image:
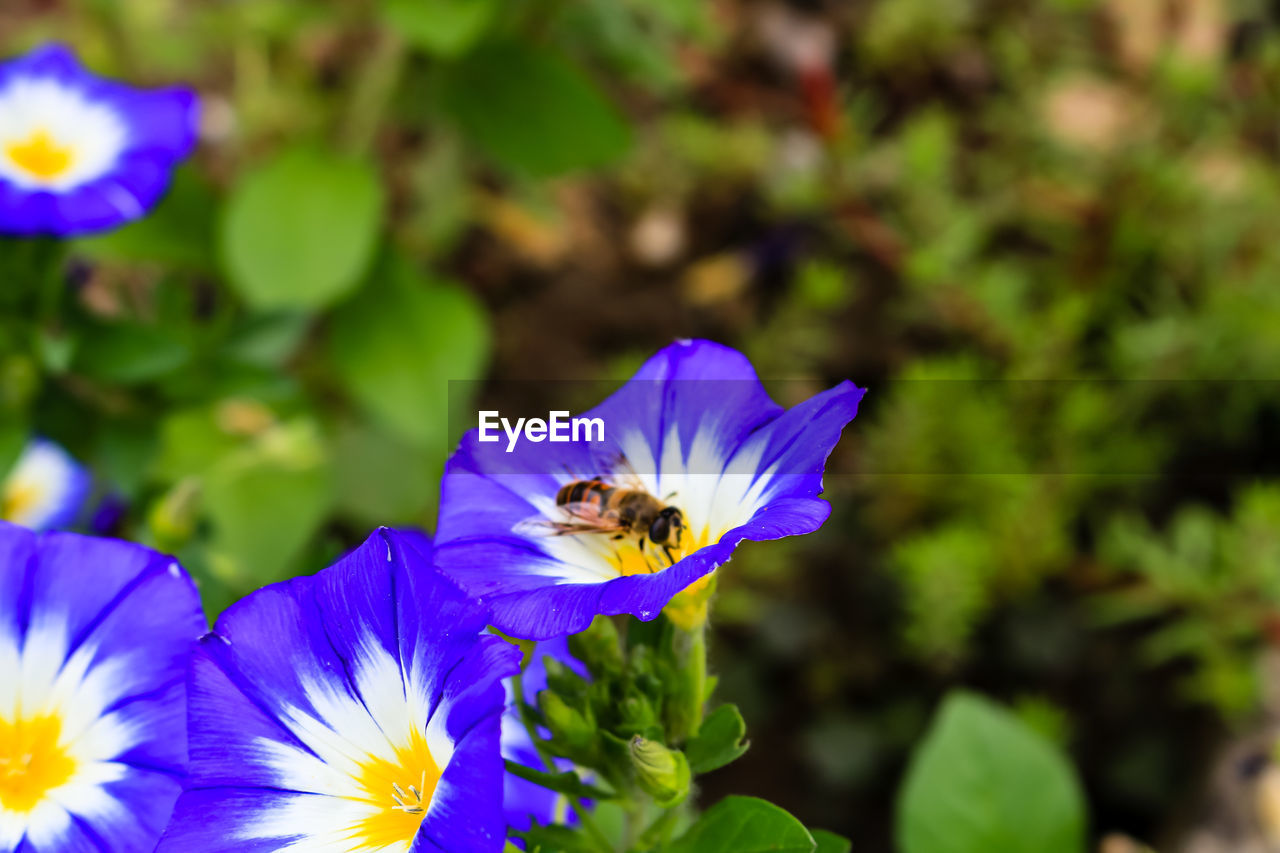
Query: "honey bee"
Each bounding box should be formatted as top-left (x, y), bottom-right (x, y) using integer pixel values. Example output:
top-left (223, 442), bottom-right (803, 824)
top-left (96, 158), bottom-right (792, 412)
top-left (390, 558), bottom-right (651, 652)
top-left (516, 455), bottom-right (685, 569)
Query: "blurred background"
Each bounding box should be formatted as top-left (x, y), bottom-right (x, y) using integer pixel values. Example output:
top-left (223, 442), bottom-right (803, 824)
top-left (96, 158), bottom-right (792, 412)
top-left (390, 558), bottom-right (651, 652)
top-left (5, 0), bottom-right (1280, 849)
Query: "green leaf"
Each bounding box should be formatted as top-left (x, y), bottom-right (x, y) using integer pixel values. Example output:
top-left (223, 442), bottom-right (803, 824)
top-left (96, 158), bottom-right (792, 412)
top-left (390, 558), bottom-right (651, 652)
top-left (514, 823), bottom-right (599, 853)
top-left (811, 829), bottom-right (852, 853)
top-left (0, 422), bottom-right (27, 481)
top-left (221, 147), bottom-right (384, 310)
top-left (668, 796), bottom-right (816, 853)
top-left (686, 703), bottom-right (750, 773)
top-left (220, 313), bottom-right (311, 368)
top-left (332, 420), bottom-right (438, 526)
top-left (203, 420), bottom-right (334, 590)
top-left (383, 0), bottom-right (497, 57)
top-left (152, 407), bottom-right (242, 482)
top-left (73, 322), bottom-right (191, 384)
top-left (95, 420), bottom-right (157, 497)
top-left (501, 760), bottom-right (616, 800)
top-left (896, 691), bottom-right (1087, 853)
top-left (325, 257), bottom-right (490, 449)
top-left (436, 39), bottom-right (631, 177)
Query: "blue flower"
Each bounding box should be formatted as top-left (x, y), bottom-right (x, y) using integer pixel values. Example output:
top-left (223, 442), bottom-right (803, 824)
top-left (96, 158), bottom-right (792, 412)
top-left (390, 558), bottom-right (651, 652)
top-left (0, 44), bottom-right (198, 236)
top-left (1, 438), bottom-right (91, 531)
top-left (435, 339), bottom-right (865, 640)
top-left (502, 636), bottom-right (589, 838)
top-left (0, 521), bottom-right (204, 851)
top-left (159, 528), bottom-right (522, 853)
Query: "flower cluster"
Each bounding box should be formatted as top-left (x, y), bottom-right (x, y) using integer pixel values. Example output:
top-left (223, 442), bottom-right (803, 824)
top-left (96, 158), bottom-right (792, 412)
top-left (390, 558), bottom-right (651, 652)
top-left (0, 41), bottom-right (864, 853)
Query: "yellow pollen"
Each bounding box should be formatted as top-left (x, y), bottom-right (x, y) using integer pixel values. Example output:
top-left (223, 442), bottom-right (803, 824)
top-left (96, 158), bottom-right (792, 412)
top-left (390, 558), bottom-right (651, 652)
top-left (344, 728), bottom-right (442, 848)
top-left (610, 526), bottom-right (712, 577)
top-left (6, 130), bottom-right (75, 181)
top-left (0, 714), bottom-right (77, 814)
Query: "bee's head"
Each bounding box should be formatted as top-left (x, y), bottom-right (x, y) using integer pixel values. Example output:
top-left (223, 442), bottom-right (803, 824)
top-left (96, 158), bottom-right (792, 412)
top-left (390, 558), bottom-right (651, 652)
top-left (648, 506), bottom-right (684, 547)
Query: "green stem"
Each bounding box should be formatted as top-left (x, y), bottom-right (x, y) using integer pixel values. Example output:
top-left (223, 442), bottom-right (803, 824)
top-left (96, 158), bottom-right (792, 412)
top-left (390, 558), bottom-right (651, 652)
top-left (665, 622), bottom-right (707, 743)
top-left (513, 670), bottom-right (616, 852)
top-left (340, 26), bottom-right (407, 159)
top-left (637, 806), bottom-right (682, 850)
top-left (36, 240), bottom-right (67, 328)
top-left (621, 805), bottom-right (636, 851)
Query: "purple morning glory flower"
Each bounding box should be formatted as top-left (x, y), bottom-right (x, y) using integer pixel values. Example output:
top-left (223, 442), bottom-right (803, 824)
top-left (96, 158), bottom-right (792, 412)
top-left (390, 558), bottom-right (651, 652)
top-left (0, 44), bottom-right (198, 236)
top-left (435, 338), bottom-right (865, 640)
top-left (0, 521), bottom-right (204, 851)
top-left (1, 438), bottom-right (91, 531)
top-left (158, 528), bottom-right (521, 853)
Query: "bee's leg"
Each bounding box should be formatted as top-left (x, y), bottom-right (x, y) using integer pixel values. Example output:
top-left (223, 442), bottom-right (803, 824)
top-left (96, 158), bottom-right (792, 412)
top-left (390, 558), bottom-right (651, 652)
top-left (636, 537), bottom-right (659, 573)
top-left (663, 545), bottom-right (676, 567)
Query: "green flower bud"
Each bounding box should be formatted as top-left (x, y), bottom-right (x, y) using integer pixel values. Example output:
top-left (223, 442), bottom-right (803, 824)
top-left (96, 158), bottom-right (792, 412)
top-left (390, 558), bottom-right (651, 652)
top-left (148, 477), bottom-right (201, 551)
top-left (629, 736), bottom-right (690, 806)
top-left (617, 693), bottom-right (659, 731)
top-left (568, 615), bottom-right (624, 675)
top-left (539, 690), bottom-right (595, 756)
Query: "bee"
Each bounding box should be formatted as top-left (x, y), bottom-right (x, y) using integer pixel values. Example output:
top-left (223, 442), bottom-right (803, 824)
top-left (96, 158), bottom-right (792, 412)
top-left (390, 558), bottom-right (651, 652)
top-left (516, 455), bottom-right (685, 570)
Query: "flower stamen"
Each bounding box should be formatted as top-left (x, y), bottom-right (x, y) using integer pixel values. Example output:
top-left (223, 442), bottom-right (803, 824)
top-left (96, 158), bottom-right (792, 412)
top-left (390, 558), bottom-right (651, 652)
top-left (389, 771), bottom-right (428, 815)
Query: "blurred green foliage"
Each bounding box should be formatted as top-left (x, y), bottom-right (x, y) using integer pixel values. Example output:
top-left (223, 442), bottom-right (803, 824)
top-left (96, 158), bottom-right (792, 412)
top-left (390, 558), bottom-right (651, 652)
top-left (897, 691), bottom-right (1087, 853)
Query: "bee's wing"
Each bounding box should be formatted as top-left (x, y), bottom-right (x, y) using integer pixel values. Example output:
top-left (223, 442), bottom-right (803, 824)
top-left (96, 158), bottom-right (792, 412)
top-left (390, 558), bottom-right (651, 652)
top-left (589, 448), bottom-right (649, 491)
top-left (513, 502), bottom-right (629, 538)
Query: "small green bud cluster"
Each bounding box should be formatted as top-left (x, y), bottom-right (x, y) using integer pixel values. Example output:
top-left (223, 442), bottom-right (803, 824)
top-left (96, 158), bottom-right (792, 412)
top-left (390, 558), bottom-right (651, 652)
top-left (513, 613), bottom-right (754, 848)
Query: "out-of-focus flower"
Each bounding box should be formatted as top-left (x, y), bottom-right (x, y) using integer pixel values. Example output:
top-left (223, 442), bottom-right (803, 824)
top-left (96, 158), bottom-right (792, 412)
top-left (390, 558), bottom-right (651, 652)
top-left (158, 528), bottom-right (521, 853)
top-left (1, 438), bottom-right (90, 531)
top-left (435, 339), bottom-right (865, 640)
top-left (1041, 77), bottom-right (1144, 153)
top-left (629, 205), bottom-right (686, 268)
top-left (0, 521), bottom-right (204, 851)
top-left (0, 44), bottom-right (198, 236)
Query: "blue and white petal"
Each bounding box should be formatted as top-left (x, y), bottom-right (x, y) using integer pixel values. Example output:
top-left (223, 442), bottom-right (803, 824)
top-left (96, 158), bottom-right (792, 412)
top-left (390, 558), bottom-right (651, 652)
top-left (0, 44), bottom-right (197, 236)
top-left (1, 438), bottom-right (91, 531)
top-left (0, 521), bottom-right (204, 852)
top-left (435, 339), bottom-right (865, 640)
top-left (159, 528), bottom-right (522, 853)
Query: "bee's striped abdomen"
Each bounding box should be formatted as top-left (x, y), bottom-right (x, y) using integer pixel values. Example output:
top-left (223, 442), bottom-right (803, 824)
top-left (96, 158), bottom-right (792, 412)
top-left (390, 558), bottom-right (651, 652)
top-left (556, 479), bottom-right (614, 508)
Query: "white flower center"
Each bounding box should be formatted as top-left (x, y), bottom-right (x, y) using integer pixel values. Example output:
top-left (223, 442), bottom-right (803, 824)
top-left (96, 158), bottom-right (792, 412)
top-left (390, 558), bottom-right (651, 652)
top-left (0, 78), bottom-right (127, 190)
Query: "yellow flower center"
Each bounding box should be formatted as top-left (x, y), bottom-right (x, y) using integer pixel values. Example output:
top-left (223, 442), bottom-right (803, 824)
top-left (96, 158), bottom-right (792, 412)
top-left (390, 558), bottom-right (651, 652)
top-left (0, 713), bottom-right (77, 813)
top-left (610, 525), bottom-right (712, 578)
top-left (6, 129), bottom-right (76, 181)
top-left (345, 728), bottom-right (442, 849)
top-left (1, 479), bottom-right (42, 522)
